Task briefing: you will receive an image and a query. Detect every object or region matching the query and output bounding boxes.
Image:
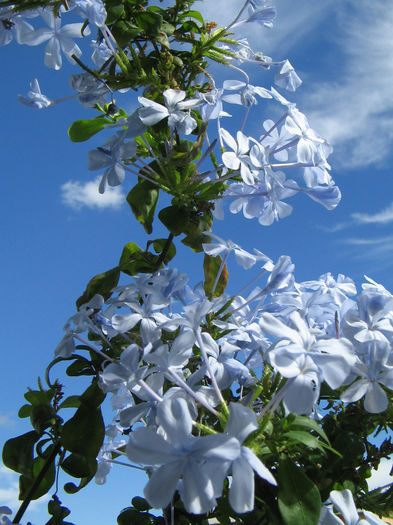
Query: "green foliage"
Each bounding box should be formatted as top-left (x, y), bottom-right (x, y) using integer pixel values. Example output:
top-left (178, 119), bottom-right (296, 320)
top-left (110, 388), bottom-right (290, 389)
top-left (46, 495), bottom-right (74, 525)
top-left (76, 267), bottom-right (120, 308)
top-left (68, 117), bottom-right (110, 142)
top-left (277, 456), bottom-right (322, 525)
top-left (127, 180), bottom-right (160, 234)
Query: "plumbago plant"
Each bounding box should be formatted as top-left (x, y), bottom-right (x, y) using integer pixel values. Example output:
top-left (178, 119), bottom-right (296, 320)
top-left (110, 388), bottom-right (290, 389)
top-left (2, 0), bottom-right (393, 524)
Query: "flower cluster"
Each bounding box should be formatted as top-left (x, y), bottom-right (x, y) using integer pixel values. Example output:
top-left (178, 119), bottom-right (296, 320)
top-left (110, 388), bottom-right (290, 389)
top-left (3, 0), bottom-right (393, 523)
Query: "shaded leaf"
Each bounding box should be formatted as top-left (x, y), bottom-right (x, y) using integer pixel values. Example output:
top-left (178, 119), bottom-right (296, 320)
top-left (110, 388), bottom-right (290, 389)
top-left (2, 431), bottom-right (39, 476)
top-left (277, 457), bottom-right (321, 525)
top-left (127, 180), bottom-right (159, 234)
top-left (76, 267), bottom-right (120, 309)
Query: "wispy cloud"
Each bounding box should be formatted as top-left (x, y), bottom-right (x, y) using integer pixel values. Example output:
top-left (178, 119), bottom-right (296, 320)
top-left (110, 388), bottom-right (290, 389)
top-left (341, 235), bottom-right (393, 267)
top-left (351, 202), bottom-right (393, 225)
top-left (303, 0), bottom-right (393, 168)
top-left (61, 177), bottom-right (124, 210)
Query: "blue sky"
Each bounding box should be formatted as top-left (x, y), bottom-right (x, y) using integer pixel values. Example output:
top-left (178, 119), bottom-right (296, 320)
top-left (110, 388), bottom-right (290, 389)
top-left (1, 0), bottom-right (393, 522)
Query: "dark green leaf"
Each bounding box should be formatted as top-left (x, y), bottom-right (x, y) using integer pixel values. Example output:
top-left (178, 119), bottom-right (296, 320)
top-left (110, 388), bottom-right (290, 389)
top-left (117, 508), bottom-right (154, 525)
top-left (282, 430), bottom-right (325, 451)
top-left (68, 117), bottom-right (109, 142)
top-left (158, 206), bottom-right (189, 236)
top-left (58, 396), bottom-right (81, 409)
top-left (46, 495), bottom-right (74, 525)
top-left (24, 389), bottom-right (53, 406)
top-left (79, 380), bottom-right (106, 409)
top-left (66, 356), bottom-right (94, 377)
top-left (288, 415), bottom-right (330, 444)
top-left (131, 497), bottom-right (152, 511)
top-left (61, 405), bottom-right (103, 460)
top-left (61, 452), bottom-right (96, 478)
top-left (149, 237), bottom-right (176, 264)
top-left (181, 211), bottom-right (213, 252)
top-left (277, 457), bottom-right (321, 525)
top-left (111, 20), bottom-right (140, 47)
top-left (2, 431), bottom-right (39, 476)
top-left (18, 404), bottom-right (32, 418)
top-left (61, 382), bottom-right (105, 463)
top-left (19, 447), bottom-right (56, 500)
top-left (76, 267), bottom-right (120, 309)
top-left (64, 475), bottom-right (93, 494)
top-left (30, 404), bottom-right (57, 433)
top-left (105, 4), bottom-right (124, 25)
top-left (127, 180), bottom-right (159, 234)
top-left (135, 11), bottom-right (163, 36)
top-left (179, 9), bottom-right (205, 24)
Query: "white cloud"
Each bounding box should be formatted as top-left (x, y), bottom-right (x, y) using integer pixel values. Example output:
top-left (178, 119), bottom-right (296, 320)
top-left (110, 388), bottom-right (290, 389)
top-left (303, 0), bottom-right (393, 168)
top-left (352, 202), bottom-right (393, 225)
top-left (61, 177), bottom-right (124, 210)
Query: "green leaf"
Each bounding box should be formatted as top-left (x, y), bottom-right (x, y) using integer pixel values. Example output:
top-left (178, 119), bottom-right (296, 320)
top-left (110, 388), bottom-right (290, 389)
top-left (119, 242), bottom-right (142, 266)
top-left (117, 508), bottom-right (154, 525)
top-left (277, 457), bottom-right (321, 525)
top-left (76, 267), bottom-right (120, 309)
top-left (105, 4), bottom-right (124, 25)
top-left (24, 389), bottom-right (53, 406)
top-left (19, 448), bottom-right (56, 500)
top-left (131, 497), bottom-right (152, 511)
top-left (18, 404), bottom-right (32, 418)
top-left (58, 396), bottom-right (81, 409)
top-left (111, 20), bottom-right (140, 47)
top-left (30, 404), bottom-right (57, 433)
top-left (46, 495), bottom-right (74, 525)
top-left (61, 452), bottom-right (96, 478)
top-left (149, 237), bottom-right (176, 264)
top-left (64, 475), bottom-right (93, 494)
top-left (181, 211), bottom-right (213, 252)
top-left (2, 431), bottom-right (39, 476)
top-left (61, 405), bottom-right (103, 465)
top-left (203, 254), bottom-right (228, 298)
top-left (288, 415), bottom-right (330, 444)
top-left (282, 430), bottom-right (325, 451)
top-left (127, 180), bottom-right (159, 234)
top-left (158, 206), bottom-right (189, 236)
top-left (135, 11), bottom-right (163, 36)
top-left (179, 9), bottom-right (205, 24)
top-left (66, 356), bottom-right (94, 377)
top-left (68, 117), bottom-right (109, 142)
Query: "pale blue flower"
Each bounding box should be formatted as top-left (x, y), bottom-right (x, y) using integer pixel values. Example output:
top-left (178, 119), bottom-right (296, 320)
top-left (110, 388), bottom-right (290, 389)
top-left (225, 403), bottom-right (276, 513)
top-left (73, 0), bottom-right (107, 27)
top-left (23, 8), bottom-right (90, 70)
top-left (87, 133), bottom-right (137, 193)
top-left (126, 397), bottom-right (240, 513)
top-left (319, 489), bottom-right (386, 524)
top-left (275, 60), bottom-right (302, 92)
top-left (138, 89), bottom-right (199, 135)
top-left (341, 341), bottom-right (393, 413)
top-left (18, 78), bottom-right (52, 109)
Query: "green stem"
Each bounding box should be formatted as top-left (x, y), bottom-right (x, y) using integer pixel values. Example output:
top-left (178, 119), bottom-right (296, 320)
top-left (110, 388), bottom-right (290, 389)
top-left (12, 441), bottom-right (61, 524)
